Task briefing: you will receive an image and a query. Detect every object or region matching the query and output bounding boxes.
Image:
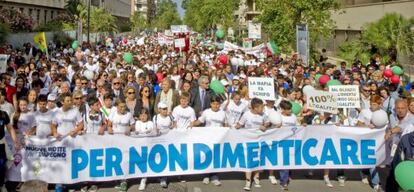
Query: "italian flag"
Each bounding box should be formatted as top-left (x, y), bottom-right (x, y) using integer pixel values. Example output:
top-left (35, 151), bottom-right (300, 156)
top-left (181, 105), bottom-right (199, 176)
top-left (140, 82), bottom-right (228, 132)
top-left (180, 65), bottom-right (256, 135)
top-left (266, 40), bottom-right (279, 55)
top-left (98, 98), bottom-right (110, 117)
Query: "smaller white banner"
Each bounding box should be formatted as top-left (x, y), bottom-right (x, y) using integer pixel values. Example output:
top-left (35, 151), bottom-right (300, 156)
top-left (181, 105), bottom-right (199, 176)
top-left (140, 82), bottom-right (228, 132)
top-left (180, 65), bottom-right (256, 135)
top-left (248, 22), bottom-right (261, 39)
top-left (248, 77), bottom-right (275, 101)
top-left (0, 54), bottom-right (9, 73)
top-left (307, 90), bottom-right (338, 114)
top-left (174, 38), bottom-right (186, 48)
top-left (329, 85), bottom-right (361, 108)
top-left (171, 25), bottom-right (189, 33)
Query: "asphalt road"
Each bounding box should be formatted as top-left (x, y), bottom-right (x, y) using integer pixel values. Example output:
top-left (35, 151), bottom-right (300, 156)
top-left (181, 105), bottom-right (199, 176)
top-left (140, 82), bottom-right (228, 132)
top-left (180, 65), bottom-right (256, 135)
top-left (69, 170), bottom-right (375, 192)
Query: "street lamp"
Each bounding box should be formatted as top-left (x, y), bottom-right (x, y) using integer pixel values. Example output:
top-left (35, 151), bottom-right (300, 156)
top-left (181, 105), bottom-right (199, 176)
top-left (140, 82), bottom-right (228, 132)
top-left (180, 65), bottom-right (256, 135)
top-left (87, 0), bottom-right (91, 44)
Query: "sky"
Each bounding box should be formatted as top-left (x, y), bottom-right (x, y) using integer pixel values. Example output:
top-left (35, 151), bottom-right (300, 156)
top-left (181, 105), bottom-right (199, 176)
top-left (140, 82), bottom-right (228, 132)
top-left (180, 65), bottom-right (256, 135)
top-left (174, 0), bottom-right (185, 17)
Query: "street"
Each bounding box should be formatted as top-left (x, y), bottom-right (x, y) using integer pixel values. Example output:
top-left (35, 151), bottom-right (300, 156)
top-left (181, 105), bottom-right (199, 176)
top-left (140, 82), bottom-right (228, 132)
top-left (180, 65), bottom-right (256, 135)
top-left (77, 170), bottom-right (373, 192)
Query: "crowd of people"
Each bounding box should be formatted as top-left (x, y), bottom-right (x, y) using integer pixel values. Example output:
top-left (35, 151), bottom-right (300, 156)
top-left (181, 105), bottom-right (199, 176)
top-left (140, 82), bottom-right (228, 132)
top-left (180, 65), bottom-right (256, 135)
top-left (0, 34), bottom-right (413, 192)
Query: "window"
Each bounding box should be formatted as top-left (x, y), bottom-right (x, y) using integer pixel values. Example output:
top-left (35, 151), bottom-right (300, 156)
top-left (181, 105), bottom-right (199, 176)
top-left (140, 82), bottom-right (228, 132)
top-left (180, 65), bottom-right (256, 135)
top-left (44, 10), bottom-right (48, 24)
top-left (51, 11), bottom-right (54, 19)
top-left (37, 9), bottom-right (40, 24)
top-left (29, 8), bottom-right (33, 17)
top-left (19, 7), bottom-right (24, 13)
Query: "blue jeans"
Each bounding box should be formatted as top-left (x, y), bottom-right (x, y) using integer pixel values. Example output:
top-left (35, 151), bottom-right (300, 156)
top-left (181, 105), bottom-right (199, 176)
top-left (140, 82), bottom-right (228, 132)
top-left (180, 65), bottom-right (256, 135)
top-left (279, 170), bottom-right (289, 185)
top-left (370, 168), bottom-right (380, 186)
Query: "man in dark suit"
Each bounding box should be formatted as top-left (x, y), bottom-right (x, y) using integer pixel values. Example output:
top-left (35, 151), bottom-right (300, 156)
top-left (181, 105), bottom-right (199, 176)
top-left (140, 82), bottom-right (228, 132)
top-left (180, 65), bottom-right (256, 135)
top-left (190, 76), bottom-right (212, 117)
top-left (111, 77), bottom-right (125, 100)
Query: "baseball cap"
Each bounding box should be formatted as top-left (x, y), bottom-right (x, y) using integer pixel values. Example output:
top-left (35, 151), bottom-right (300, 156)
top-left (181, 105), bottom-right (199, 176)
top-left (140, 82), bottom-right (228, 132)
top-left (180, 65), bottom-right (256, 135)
top-left (47, 94), bottom-right (57, 101)
top-left (157, 102), bottom-right (168, 109)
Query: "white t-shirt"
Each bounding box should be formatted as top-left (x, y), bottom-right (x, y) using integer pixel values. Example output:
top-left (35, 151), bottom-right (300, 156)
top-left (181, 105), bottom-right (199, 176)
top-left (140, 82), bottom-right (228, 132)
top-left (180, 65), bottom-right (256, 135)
top-left (281, 114), bottom-right (299, 126)
top-left (84, 112), bottom-right (104, 134)
top-left (0, 102), bottom-right (14, 117)
top-left (109, 111), bottom-right (135, 133)
top-left (135, 120), bottom-right (155, 135)
top-left (357, 109), bottom-right (373, 126)
top-left (222, 100), bottom-right (248, 125)
top-left (153, 114), bottom-right (174, 130)
top-left (172, 105), bottom-right (196, 129)
top-left (198, 108), bottom-right (226, 127)
top-left (52, 107), bottom-right (83, 135)
top-left (34, 110), bottom-right (54, 138)
top-left (239, 110), bottom-right (269, 129)
top-left (84, 63), bottom-right (99, 73)
top-left (13, 112), bottom-right (36, 134)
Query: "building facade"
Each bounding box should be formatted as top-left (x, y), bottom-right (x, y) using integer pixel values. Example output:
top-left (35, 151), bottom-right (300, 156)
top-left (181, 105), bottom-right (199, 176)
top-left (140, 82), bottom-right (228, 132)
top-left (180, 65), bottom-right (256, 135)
top-left (234, 0), bottom-right (260, 27)
top-left (0, 0), bottom-right (67, 27)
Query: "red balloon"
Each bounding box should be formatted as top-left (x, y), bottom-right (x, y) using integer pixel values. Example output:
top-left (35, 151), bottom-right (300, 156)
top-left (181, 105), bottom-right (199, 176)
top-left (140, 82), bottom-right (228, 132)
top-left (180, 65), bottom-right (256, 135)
top-left (390, 75), bottom-right (400, 84)
top-left (383, 69), bottom-right (393, 78)
top-left (319, 75), bottom-right (330, 85)
top-left (218, 55), bottom-right (228, 65)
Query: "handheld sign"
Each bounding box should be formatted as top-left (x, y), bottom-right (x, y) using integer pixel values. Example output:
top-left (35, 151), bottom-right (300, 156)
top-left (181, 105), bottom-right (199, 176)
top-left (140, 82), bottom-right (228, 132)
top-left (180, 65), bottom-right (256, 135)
top-left (248, 77), bottom-right (275, 101)
top-left (307, 90), bottom-right (338, 114)
top-left (329, 85), bottom-right (360, 108)
top-left (174, 38), bottom-right (186, 48)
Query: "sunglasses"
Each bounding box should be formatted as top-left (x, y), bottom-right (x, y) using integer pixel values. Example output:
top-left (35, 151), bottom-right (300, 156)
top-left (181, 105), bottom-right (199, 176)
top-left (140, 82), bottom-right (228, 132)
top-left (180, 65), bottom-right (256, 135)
top-left (160, 108), bottom-right (168, 110)
top-left (113, 82), bottom-right (120, 85)
top-left (82, 82), bottom-right (88, 85)
top-left (74, 97), bottom-right (82, 100)
top-left (128, 92), bottom-right (135, 95)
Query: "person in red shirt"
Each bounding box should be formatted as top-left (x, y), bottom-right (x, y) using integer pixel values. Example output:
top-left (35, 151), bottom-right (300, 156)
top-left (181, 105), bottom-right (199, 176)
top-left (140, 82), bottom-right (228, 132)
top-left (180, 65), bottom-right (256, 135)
top-left (0, 73), bottom-right (16, 103)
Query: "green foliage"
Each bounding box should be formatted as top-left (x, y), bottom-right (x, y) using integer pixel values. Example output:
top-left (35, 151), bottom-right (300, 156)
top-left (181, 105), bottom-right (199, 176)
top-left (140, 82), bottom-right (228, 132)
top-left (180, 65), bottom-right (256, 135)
top-left (90, 7), bottom-right (118, 33)
top-left (154, 0), bottom-right (182, 30)
top-left (339, 13), bottom-right (414, 64)
top-left (362, 13), bottom-right (414, 57)
top-left (34, 14), bottom-right (75, 32)
top-left (64, 0), bottom-right (82, 19)
top-left (53, 32), bottom-right (74, 46)
top-left (257, 0), bottom-right (339, 52)
top-left (130, 11), bottom-right (147, 32)
top-left (0, 23), bottom-right (10, 45)
top-left (183, 0), bottom-right (239, 32)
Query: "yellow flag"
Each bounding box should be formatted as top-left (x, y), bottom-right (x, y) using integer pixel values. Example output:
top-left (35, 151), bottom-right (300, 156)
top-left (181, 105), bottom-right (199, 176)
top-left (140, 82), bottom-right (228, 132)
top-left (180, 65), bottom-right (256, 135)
top-left (33, 32), bottom-right (47, 52)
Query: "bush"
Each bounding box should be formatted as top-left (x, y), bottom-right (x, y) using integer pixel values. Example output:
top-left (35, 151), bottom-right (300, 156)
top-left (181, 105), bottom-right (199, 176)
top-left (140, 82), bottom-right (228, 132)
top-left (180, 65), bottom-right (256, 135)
top-left (53, 32), bottom-right (74, 48)
top-left (0, 8), bottom-right (33, 32)
top-left (0, 23), bottom-right (10, 45)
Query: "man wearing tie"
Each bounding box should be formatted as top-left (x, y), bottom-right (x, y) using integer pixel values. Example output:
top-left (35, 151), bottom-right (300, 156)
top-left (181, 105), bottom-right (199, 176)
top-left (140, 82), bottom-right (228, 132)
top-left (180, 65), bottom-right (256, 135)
top-left (190, 76), bottom-right (212, 117)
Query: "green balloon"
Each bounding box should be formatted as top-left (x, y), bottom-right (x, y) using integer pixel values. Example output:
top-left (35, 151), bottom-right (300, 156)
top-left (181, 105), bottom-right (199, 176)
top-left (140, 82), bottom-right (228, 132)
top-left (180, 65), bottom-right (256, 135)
top-left (392, 66), bottom-right (403, 76)
top-left (395, 161), bottom-right (414, 191)
top-left (291, 101), bottom-right (302, 115)
top-left (71, 40), bottom-right (79, 49)
top-left (216, 30), bottom-right (225, 39)
top-left (315, 74), bottom-right (322, 82)
top-left (123, 52), bottom-right (133, 64)
top-left (327, 79), bottom-right (342, 87)
top-left (209, 80), bottom-right (225, 94)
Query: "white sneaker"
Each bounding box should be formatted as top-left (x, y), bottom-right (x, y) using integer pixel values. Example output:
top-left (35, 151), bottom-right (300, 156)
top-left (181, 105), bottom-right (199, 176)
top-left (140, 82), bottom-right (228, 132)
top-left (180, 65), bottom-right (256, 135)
top-left (253, 177), bottom-right (261, 188)
top-left (373, 184), bottom-right (381, 192)
top-left (202, 177), bottom-right (210, 184)
top-left (160, 180), bottom-right (168, 188)
top-left (139, 178), bottom-right (147, 191)
top-left (243, 180), bottom-right (251, 191)
top-left (362, 177), bottom-right (369, 184)
top-left (338, 177), bottom-right (345, 187)
top-left (211, 176), bottom-right (221, 186)
top-left (269, 176), bottom-right (278, 185)
top-left (324, 176), bottom-right (333, 188)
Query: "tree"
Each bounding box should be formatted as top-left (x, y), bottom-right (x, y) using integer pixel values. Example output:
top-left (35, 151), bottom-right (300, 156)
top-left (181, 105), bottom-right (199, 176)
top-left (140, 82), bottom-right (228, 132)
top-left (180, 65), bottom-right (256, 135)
top-left (0, 23), bottom-right (10, 45)
top-left (90, 7), bottom-right (118, 33)
top-left (64, 0), bottom-right (82, 20)
top-left (257, 0), bottom-right (339, 52)
top-left (339, 13), bottom-right (414, 64)
top-left (183, 0), bottom-right (239, 32)
top-left (0, 8), bottom-right (33, 32)
top-left (130, 11), bottom-right (147, 32)
top-left (154, 0), bottom-right (182, 30)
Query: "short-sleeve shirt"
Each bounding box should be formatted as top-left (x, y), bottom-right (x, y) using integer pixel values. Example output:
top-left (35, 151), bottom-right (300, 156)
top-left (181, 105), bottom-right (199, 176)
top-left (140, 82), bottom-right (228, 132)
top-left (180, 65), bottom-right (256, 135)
top-left (135, 120), bottom-right (155, 134)
top-left (239, 110), bottom-right (269, 129)
top-left (198, 108), bottom-right (226, 127)
top-left (34, 110), bottom-right (54, 138)
top-left (153, 114), bottom-right (173, 130)
top-left (52, 107), bottom-right (83, 135)
top-left (109, 111), bottom-right (135, 133)
top-left (172, 105), bottom-right (196, 129)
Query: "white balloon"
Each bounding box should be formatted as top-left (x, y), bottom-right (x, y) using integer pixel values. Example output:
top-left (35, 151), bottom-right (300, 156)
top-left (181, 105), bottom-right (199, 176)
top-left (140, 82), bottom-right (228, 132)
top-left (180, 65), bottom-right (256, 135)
top-left (371, 110), bottom-right (389, 128)
top-left (83, 70), bottom-right (94, 80)
top-left (302, 85), bottom-right (315, 96)
top-left (231, 57), bottom-right (238, 65)
top-left (238, 58), bottom-right (244, 66)
top-left (268, 110), bottom-right (282, 126)
top-left (84, 49), bottom-right (91, 55)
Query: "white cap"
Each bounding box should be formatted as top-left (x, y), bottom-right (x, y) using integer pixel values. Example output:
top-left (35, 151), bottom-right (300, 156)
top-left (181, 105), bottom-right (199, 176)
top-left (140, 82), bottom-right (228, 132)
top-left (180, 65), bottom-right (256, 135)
top-left (47, 93), bottom-right (57, 101)
top-left (240, 74), bottom-right (247, 79)
top-left (220, 79), bottom-right (229, 86)
top-left (157, 102), bottom-right (168, 109)
top-left (233, 76), bottom-right (240, 80)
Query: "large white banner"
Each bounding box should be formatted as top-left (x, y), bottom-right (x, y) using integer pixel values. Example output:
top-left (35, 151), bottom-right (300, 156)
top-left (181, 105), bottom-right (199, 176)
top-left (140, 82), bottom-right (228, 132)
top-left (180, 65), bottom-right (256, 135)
top-left (18, 126), bottom-right (385, 184)
top-left (223, 41), bottom-right (265, 57)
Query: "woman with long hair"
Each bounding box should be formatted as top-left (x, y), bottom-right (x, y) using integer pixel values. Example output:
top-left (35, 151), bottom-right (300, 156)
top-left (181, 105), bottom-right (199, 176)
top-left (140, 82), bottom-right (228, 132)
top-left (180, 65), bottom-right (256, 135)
top-left (124, 86), bottom-right (139, 119)
top-left (13, 76), bottom-right (29, 109)
top-left (136, 85), bottom-right (155, 119)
